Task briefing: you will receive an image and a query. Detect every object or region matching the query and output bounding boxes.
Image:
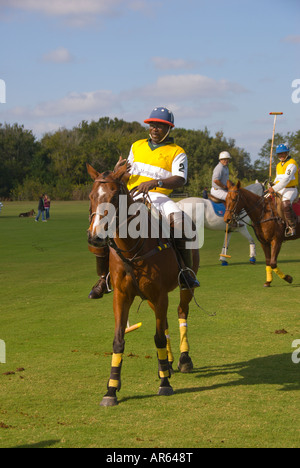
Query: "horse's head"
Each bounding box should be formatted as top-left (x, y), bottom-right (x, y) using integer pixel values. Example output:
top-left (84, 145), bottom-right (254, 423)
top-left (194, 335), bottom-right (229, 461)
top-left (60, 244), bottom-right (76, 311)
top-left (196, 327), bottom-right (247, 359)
top-left (87, 163), bottom-right (129, 246)
top-left (224, 180), bottom-right (243, 225)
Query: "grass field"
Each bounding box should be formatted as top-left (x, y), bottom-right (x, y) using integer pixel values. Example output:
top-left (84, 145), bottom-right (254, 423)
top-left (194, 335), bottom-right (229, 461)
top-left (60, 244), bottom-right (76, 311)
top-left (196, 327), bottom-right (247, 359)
top-left (0, 201), bottom-right (299, 448)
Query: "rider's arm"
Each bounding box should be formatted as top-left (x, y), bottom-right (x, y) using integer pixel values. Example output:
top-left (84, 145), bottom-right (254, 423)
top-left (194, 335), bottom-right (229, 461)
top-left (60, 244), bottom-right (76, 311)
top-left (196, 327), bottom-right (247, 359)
top-left (213, 179), bottom-right (228, 190)
top-left (273, 163), bottom-right (298, 192)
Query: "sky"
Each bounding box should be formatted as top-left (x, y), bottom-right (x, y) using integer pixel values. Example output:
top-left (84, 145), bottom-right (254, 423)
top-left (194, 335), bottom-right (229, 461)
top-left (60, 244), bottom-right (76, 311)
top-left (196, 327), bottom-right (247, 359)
top-left (0, 0), bottom-right (299, 163)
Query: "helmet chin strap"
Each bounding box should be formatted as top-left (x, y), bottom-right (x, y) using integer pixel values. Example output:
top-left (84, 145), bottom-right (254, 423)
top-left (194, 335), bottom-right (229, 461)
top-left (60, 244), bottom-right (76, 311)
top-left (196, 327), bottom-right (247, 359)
top-left (279, 153), bottom-right (289, 163)
top-left (149, 126), bottom-right (171, 144)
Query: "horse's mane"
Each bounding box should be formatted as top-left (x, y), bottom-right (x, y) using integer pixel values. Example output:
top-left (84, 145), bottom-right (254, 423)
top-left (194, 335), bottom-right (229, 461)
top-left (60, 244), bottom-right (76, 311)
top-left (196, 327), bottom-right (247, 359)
top-left (240, 187), bottom-right (262, 201)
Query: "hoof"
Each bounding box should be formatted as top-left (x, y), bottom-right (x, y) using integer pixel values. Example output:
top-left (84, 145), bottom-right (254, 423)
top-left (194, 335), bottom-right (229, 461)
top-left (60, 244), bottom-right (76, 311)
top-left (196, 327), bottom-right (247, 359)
top-left (284, 275), bottom-right (293, 284)
top-left (264, 282), bottom-right (271, 288)
top-left (178, 353), bottom-right (194, 373)
top-left (249, 257), bottom-right (256, 264)
top-left (158, 386), bottom-right (174, 396)
top-left (100, 396), bottom-right (118, 407)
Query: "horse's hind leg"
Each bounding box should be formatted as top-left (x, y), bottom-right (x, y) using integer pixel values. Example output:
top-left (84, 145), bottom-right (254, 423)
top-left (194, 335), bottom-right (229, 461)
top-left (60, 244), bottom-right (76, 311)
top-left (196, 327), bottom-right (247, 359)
top-left (177, 289), bottom-right (194, 373)
top-left (177, 247), bottom-right (199, 372)
top-left (165, 319), bottom-right (174, 373)
top-left (271, 239), bottom-right (293, 285)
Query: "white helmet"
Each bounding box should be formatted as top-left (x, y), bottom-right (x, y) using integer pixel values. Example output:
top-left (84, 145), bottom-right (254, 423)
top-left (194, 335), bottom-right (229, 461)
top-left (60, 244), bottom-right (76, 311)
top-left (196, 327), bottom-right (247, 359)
top-left (219, 151), bottom-right (231, 160)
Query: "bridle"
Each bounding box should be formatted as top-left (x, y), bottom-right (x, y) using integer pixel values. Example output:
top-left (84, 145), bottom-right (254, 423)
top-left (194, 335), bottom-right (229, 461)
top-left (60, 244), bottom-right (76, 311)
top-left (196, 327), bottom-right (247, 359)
top-left (89, 175), bottom-right (127, 220)
top-left (90, 176), bottom-right (157, 263)
top-left (225, 188), bottom-right (241, 221)
top-left (226, 186), bottom-right (282, 230)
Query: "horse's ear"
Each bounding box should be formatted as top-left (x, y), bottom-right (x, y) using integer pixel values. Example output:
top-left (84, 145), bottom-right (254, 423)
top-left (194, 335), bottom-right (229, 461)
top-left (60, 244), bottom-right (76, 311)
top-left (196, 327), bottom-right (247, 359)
top-left (114, 163), bottom-right (129, 181)
top-left (237, 180), bottom-right (241, 189)
top-left (227, 180), bottom-right (234, 189)
top-left (86, 163), bottom-right (100, 181)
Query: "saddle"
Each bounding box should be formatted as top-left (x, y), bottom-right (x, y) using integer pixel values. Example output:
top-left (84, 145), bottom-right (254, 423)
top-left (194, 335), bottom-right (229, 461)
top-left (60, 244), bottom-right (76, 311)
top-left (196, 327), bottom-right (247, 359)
top-left (207, 194), bottom-right (226, 217)
top-left (208, 193), bottom-right (225, 204)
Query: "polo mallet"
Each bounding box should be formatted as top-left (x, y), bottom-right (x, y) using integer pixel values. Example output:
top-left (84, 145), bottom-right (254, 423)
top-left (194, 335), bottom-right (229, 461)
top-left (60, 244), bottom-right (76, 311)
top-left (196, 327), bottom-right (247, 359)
top-left (220, 223), bottom-right (231, 259)
top-left (269, 112), bottom-right (283, 181)
top-left (125, 321), bottom-right (142, 334)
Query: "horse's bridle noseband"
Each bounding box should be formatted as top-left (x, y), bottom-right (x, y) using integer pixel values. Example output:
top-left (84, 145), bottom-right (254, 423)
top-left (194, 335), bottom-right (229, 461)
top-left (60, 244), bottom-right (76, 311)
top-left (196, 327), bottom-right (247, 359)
top-left (225, 189), bottom-right (241, 221)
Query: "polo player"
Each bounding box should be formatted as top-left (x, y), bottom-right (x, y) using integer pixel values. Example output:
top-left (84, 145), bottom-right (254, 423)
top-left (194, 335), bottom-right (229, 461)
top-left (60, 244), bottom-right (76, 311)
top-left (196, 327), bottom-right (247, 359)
top-left (88, 107), bottom-right (200, 299)
top-left (268, 144), bottom-right (299, 237)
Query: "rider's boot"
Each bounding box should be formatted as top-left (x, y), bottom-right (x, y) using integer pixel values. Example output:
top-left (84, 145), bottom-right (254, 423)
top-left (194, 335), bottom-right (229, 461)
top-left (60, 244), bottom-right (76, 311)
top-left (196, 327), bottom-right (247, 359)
top-left (282, 200), bottom-right (297, 237)
top-left (175, 238), bottom-right (200, 290)
top-left (170, 213), bottom-right (200, 290)
top-left (88, 245), bottom-right (111, 299)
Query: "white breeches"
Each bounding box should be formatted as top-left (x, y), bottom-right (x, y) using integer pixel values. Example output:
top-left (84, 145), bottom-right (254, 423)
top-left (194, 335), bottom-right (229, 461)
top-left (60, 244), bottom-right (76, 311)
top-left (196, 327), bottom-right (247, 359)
top-left (278, 187), bottom-right (298, 203)
top-left (210, 187), bottom-right (227, 201)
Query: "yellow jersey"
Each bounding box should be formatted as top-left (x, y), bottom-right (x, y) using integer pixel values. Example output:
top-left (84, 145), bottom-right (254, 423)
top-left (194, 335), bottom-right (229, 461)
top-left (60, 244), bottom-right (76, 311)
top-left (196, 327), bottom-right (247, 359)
top-left (275, 158), bottom-right (298, 188)
top-left (127, 139), bottom-right (187, 195)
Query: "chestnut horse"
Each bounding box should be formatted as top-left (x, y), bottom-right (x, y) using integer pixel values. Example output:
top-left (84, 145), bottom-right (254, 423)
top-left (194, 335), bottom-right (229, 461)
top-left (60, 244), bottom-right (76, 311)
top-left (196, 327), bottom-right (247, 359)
top-left (224, 180), bottom-right (300, 287)
top-left (87, 163), bottom-right (199, 406)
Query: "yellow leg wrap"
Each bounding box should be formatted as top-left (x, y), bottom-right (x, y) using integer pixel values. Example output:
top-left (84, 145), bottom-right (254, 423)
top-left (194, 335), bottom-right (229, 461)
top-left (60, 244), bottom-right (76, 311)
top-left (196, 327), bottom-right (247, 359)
top-left (108, 379), bottom-right (120, 388)
top-left (108, 353), bottom-right (123, 389)
top-left (273, 267), bottom-right (285, 280)
top-left (159, 369), bottom-right (170, 378)
top-left (266, 266), bottom-right (273, 283)
top-left (111, 353), bottom-right (123, 368)
top-left (156, 347), bottom-right (169, 378)
top-left (165, 329), bottom-right (174, 363)
top-left (157, 348), bottom-right (168, 361)
top-left (179, 319), bottom-right (189, 353)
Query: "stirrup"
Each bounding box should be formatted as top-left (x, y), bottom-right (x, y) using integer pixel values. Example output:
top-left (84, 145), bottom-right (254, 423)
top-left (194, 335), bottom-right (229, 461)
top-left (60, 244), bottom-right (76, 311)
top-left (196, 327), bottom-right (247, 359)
top-left (285, 226), bottom-right (296, 238)
top-left (178, 268), bottom-right (200, 290)
top-left (88, 275), bottom-right (112, 299)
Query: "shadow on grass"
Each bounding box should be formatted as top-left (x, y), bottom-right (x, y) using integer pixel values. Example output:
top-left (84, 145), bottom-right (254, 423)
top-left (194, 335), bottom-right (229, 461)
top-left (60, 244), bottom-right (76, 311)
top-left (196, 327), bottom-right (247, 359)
top-left (118, 353), bottom-right (300, 404)
top-left (182, 352), bottom-right (300, 392)
top-left (12, 440), bottom-right (60, 448)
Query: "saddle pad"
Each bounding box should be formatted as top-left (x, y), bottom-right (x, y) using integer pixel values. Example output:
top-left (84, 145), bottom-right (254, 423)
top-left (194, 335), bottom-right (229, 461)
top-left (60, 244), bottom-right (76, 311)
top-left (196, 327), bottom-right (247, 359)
top-left (292, 199), bottom-right (300, 216)
top-left (210, 200), bottom-right (226, 217)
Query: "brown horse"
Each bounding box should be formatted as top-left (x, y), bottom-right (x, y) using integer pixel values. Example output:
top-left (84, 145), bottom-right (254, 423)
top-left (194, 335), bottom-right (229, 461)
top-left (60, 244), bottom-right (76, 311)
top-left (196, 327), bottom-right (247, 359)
top-left (224, 180), bottom-right (300, 287)
top-left (87, 163), bottom-right (200, 406)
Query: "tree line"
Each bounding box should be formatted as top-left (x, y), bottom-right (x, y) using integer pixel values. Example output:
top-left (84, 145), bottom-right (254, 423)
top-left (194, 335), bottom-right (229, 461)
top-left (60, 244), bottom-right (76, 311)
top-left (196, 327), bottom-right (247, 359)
top-left (0, 118), bottom-right (299, 200)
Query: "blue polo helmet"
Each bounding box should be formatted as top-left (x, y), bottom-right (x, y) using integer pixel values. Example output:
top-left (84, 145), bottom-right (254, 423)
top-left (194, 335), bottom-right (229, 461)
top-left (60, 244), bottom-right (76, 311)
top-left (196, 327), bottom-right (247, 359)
top-left (144, 107), bottom-right (175, 127)
top-left (276, 143), bottom-right (290, 154)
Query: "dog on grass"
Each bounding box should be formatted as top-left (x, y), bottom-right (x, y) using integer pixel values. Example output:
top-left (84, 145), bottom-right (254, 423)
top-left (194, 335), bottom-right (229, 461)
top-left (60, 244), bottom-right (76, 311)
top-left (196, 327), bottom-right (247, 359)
top-left (19, 209), bottom-right (36, 218)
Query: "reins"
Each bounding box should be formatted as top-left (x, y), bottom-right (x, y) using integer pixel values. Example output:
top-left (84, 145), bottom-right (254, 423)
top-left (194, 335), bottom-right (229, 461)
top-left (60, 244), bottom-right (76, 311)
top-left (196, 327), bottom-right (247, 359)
top-left (227, 188), bottom-right (281, 227)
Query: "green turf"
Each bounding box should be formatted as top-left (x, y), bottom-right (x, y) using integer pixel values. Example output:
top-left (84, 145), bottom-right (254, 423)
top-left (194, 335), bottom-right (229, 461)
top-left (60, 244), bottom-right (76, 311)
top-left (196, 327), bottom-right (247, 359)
top-left (0, 201), bottom-right (299, 448)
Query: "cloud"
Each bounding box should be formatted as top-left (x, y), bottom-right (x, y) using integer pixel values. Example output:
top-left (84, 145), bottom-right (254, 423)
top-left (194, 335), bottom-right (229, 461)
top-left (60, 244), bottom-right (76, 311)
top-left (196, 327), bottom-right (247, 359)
top-left (282, 35), bottom-right (300, 44)
top-left (7, 74), bottom-right (247, 121)
top-left (1, 0), bottom-right (121, 15)
top-left (9, 90), bottom-right (119, 119)
top-left (0, 0), bottom-right (150, 26)
top-left (152, 57), bottom-right (198, 71)
top-left (42, 47), bottom-right (74, 63)
top-left (152, 57), bottom-right (226, 71)
top-left (4, 73), bottom-right (248, 136)
top-left (135, 74), bottom-right (248, 101)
